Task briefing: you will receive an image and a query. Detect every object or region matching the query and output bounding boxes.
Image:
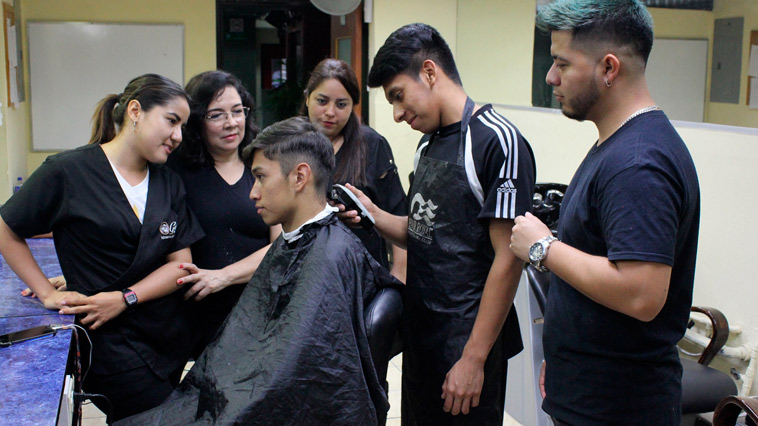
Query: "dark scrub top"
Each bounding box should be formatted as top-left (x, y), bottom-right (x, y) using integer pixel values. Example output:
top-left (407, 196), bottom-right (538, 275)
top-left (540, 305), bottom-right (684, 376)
top-left (334, 125), bottom-right (407, 268)
top-left (542, 110), bottom-right (700, 425)
top-left (167, 158), bottom-right (270, 355)
top-left (0, 143), bottom-right (204, 378)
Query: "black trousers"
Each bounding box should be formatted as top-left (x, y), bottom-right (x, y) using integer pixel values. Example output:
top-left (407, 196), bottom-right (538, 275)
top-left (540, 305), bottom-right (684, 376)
top-left (83, 364), bottom-right (183, 423)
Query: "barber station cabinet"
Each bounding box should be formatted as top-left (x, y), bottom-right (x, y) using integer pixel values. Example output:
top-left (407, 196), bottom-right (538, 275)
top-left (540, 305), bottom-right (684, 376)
top-left (505, 183), bottom-right (564, 426)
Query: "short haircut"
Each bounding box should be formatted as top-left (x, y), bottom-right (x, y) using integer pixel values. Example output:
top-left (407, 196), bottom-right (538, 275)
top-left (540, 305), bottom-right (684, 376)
top-left (242, 116), bottom-right (335, 196)
top-left (536, 0), bottom-right (654, 64)
top-left (367, 23), bottom-right (462, 88)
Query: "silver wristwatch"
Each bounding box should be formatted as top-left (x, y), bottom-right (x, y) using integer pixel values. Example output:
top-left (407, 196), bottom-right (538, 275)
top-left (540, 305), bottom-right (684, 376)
top-left (528, 236), bottom-right (558, 272)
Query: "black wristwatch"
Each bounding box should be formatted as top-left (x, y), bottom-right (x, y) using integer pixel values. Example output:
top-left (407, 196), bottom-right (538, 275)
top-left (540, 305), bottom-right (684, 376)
top-left (121, 288), bottom-right (138, 311)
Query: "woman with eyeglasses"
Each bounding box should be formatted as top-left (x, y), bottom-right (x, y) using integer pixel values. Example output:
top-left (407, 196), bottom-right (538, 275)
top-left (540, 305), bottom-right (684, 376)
top-left (0, 74), bottom-right (205, 420)
top-left (167, 70), bottom-right (281, 357)
top-left (302, 59), bottom-right (407, 281)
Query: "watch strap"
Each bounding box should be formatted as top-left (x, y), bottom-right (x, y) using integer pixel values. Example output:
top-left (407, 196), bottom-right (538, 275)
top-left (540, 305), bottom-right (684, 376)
top-left (533, 236), bottom-right (558, 272)
top-left (121, 288), bottom-right (138, 311)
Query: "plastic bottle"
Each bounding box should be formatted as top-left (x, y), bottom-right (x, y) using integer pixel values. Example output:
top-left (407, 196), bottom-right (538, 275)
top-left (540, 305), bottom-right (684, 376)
top-left (13, 177), bottom-right (23, 194)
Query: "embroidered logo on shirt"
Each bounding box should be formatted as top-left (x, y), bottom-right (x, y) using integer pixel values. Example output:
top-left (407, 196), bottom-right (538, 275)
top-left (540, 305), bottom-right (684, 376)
top-left (408, 193), bottom-right (438, 245)
top-left (159, 221), bottom-right (177, 240)
top-left (497, 179), bottom-right (517, 194)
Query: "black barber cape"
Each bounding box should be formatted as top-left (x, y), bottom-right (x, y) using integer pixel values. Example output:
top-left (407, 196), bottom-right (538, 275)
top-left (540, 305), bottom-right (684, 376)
top-left (118, 214), bottom-right (401, 425)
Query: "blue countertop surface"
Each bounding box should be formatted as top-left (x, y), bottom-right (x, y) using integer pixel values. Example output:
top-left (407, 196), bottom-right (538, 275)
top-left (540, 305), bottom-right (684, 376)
top-left (1, 238), bottom-right (74, 426)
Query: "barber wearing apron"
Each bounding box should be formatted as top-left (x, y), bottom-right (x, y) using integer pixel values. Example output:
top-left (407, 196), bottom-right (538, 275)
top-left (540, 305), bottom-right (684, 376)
top-left (401, 98), bottom-right (531, 425)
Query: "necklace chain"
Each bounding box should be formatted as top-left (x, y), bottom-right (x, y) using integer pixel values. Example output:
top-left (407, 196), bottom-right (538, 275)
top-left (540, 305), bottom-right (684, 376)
top-left (618, 105), bottom-right (660, 131)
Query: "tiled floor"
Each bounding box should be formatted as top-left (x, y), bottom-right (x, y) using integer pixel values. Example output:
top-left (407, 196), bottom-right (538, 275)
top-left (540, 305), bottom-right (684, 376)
top-left (78, 355), bottom-right (521, 425)
top-left (386, 354), bottom-right (403, 426)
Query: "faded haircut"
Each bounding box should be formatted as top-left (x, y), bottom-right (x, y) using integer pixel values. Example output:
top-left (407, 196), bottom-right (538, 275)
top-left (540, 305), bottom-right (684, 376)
top-left (242, 116), bottom-right (335, 196)
top-left (536, 0), bottom-right (654, 64)
top-left (367, 23), bottom-right (462, 88)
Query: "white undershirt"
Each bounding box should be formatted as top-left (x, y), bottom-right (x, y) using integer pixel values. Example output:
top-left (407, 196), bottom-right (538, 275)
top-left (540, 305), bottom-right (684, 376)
top-left (109, 160), bottom-right (149, 224)
top-left (281, 203), bottom-right (339, 243)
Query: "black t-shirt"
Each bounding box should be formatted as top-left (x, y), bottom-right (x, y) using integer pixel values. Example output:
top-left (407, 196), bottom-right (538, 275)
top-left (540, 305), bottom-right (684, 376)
top-left (335, 125), bottom-right (407, 268)
top-left (419, 104), bottom-right (535, 222)
top-left (167, 158), bottom-right (271, 349)
top-left (167, 160), bottom-right (269, 270)
top-left (542, 110), bottom-right (700, 425)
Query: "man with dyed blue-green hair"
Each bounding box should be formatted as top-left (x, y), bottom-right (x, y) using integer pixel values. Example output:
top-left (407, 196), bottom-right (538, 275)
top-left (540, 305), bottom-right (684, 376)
top-left (509, 0), bottom-right (700, 425)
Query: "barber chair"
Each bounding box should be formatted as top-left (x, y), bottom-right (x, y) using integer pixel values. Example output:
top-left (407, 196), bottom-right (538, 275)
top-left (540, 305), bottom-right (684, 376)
top-left (504, 183), bottom-right (565, 426)
top-left (530, 183), bottom-right (566, 233)
top-left (364, 286), bottom-right (403, 426)
top-left (520, 182), bottom-right (565, 319)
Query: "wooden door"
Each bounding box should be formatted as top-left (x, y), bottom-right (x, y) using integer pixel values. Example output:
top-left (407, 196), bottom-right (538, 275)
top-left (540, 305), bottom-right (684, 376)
top-left (330, 5), bottom-right (364, 118)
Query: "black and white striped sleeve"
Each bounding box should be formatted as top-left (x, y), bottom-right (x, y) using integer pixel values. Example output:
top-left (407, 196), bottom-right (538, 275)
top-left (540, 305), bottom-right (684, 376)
top-left (469, 108), bottom-right (535, 220)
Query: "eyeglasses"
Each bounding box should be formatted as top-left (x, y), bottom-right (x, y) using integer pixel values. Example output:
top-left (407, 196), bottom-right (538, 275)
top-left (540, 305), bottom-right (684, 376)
top-left (204, 106), bottom-right (250, 123)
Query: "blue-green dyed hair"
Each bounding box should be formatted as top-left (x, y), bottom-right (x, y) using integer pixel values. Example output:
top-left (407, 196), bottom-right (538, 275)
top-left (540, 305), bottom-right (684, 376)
top-left (536, 0), bottom-right (654, 64)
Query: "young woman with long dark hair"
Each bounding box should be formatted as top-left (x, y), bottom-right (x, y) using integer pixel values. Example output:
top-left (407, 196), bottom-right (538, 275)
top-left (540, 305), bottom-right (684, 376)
top-left (302, 59), bottom-right (407, 281)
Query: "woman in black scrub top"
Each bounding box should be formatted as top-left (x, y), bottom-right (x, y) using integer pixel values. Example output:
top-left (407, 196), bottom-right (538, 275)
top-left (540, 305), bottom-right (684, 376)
top-left (0, 74), bottom-right (204, 421)
top-left (167, 70), bottom-right (281, 357)
top-left (302, 58), bottom-right (408, 281)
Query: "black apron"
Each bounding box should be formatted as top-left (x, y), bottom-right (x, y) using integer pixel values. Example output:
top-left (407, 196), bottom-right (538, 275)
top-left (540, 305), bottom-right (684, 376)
top-left (401, 98), bottom-right (520, 425)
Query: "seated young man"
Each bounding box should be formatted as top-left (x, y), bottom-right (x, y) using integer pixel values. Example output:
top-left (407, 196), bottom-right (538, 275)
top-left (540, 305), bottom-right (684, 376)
top-left (118, 117), bottom-right (402, 425)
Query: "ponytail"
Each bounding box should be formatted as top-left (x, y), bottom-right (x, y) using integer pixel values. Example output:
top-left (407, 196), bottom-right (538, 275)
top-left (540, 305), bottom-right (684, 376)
top-left (89, 94), bottom-right (122, 145)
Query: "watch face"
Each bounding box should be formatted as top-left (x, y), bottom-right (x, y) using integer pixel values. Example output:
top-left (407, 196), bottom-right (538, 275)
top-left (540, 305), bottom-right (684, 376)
top-left (529, 243), bottom-right (545, 262)
top-left (125, 292), bottom-right (137, 305)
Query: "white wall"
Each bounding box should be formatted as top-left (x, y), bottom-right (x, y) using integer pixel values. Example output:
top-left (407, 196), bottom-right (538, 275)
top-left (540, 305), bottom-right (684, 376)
top-left (368, 0), bottom-right (459, 190)
top-left (17, 0), bottom-right (216, 183)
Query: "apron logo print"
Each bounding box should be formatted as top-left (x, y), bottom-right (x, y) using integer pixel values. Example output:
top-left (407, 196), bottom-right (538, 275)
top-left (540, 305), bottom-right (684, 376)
top-left (408, 193), bottom-right (438, 245)
top-left (159, 221), bottom-right (177, 239)
top-left (410, 193), bottom-right (438, 226)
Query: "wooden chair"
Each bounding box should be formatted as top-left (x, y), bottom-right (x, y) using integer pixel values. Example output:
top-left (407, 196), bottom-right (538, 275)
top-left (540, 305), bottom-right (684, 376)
top-left (681, 306), bottom-right (738, 422)
top-left (713, 395), bottom-right (758, 426)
